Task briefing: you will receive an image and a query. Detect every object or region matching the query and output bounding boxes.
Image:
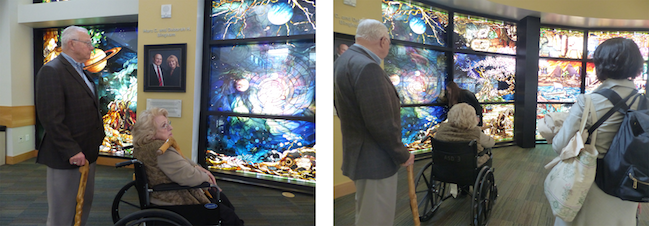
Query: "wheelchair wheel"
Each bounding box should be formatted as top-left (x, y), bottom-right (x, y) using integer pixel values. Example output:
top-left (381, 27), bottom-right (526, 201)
top-left (472, 166), bottom-right (496, 226)
top-left (112, 181), bottom-right (142, 223)
top-left (414, 162), bottom-right (447, 222)
top-left (114, 209), bottom-right (192, 226)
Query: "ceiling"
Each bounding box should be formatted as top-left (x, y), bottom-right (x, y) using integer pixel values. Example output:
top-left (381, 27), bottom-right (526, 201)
top-left (422, 0), bottom-right (649, 28)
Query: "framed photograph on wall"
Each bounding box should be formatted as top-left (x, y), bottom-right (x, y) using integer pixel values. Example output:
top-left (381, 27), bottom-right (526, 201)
top-left (143, 43), bottom-right (187, 92)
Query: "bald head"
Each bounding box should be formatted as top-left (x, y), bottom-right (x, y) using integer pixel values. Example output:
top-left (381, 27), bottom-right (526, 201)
top-left (355, 19), bottom-right (391, 59)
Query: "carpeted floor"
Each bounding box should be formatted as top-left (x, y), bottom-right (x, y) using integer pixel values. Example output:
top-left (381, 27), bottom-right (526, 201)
top-left (334, 144), bottom-right (649, 226)
top-left (0, 158), bottom-right (314, 226)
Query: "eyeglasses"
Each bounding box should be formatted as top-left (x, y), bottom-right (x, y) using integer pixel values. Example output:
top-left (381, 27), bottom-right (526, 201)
top-left (72, 39), bottom-right (93, 48)
top-left (161, 121), bottom-right (172, 130)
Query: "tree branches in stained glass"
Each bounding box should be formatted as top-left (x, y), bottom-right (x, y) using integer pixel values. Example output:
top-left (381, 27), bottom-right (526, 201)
top-left (211, 0), bottom-right (316, 40)
top-left (382, 0), bottom-right (448, 46)
top-left (453, 13), bottom-right (516, 54)
top-left (537, 59), bottom-right (582, 102)
top-left (587, 31), bottom-right (649, 60)
top-left (453, 53), bottom-right (515, 102)
top-left (209, 42), bottom-right (315, 117)
top-left (384, 44), bottom-right (447, 105)
top-left (540, 27), bottom-right (584, 59)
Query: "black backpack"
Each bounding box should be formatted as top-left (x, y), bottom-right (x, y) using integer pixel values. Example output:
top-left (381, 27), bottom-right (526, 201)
top-left (588, 88), bottom-right (649, 202)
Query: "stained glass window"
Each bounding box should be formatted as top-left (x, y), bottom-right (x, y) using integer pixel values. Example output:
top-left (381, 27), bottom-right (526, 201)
top-left (41, 26), bottom-right (138, 157)
top-left (205, 115), bottom-right (315, 182)
top-left (384, 44), bottom-right (447, 105)
top-left (401, 106), bottom-right (447, 153)
top-left (210, 0), bottom-right (316, 40)
top-left (482, 104), bottom-right (514, 142)
top-left (538, 59), bottom-right (582, 102)
top-left (453, 13), bottom-right (516, 54)
top-left (208, 42), bottom-right (315, 117)
top-left (453, 53), bottom-right (516, 102)
top-left (585, 62), bottom-right (647, 94)
top-left (382, 0), bottom-right (448, 46)
top-left (540, 27), bottom-right (584, 59)
top-left (536, 103), bottom-right (573, 139)
top-left (587, 31), bottom-right (649, 60)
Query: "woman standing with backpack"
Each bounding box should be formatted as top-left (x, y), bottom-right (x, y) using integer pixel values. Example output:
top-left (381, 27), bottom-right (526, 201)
top-left (551, 38), bottom-right (645, 226)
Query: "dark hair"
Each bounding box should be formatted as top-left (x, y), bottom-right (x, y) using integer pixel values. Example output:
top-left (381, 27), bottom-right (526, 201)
top-left (446, 80), bottom-right (461, 106)
top-left (593, 37), bottom-right (643, 81)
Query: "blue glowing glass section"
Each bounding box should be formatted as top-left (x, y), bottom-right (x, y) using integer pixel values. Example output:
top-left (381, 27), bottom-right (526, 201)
top-left (382, 0), bottom-right (448, 46)
top-left (384, 44), bottom-right (447, 105)
top-left (401, 106), bottom-right (447, 145)
top-left (209, 42), bottom-right (315, 117)
top-left (206, 115), bottom-right (315, 163)
top-left (211, 0), bottom-right (316, 40)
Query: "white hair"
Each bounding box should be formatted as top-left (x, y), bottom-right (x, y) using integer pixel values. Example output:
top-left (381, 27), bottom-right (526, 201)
top-left (60, 26), bottom-right (89, 49)
top-left (355, 19), bottom-right (388, 42)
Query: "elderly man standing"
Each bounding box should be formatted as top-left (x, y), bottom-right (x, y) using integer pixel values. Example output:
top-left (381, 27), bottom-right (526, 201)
top-left (35, 25), bottom-right (105, 226)
top-left (334, 19), bottom-right (415, 226)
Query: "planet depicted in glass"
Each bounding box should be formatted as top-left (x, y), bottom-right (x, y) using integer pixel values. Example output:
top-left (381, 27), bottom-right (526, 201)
top-left (84, 47), bottom-right (122, 73)
top-left (268, 2), bottom-right (293, 25)
top-left (409, 17), bottom-right (426, 35)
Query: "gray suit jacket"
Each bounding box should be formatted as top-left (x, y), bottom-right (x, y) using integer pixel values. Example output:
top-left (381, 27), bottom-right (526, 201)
top-left (35, 55), bottom-right (106, 169)
top-left (334, 45), bottom-right (410, 180)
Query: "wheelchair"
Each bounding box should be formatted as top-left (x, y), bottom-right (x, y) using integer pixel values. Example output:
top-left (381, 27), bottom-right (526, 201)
top-left (412, 137), bottom-right (498, 226)
top-left (112, 159), bottom-right (222, 226)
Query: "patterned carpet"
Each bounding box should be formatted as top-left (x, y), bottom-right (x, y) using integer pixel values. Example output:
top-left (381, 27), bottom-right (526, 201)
top-left (0, 158), bottom-right (314, 226)
top-left (334, 144), bottom-right (649, 226)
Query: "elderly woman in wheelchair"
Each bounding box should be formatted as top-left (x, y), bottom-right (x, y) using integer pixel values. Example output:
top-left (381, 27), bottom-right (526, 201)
top-left (413, 103), bottom-right (497, 226)
top-left (435, 103), bottom-right (495, 167)
top-left (130, 107), bottom-right (244, 225)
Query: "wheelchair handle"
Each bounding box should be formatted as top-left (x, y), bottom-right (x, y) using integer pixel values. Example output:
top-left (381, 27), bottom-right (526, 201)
top-left (115, 159), bottom-right (140, 168)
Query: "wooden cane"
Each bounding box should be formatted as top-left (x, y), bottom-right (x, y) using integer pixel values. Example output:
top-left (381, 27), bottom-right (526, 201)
top-left (407, 164), bottom-right (421, 226)
top-left (74, 160), bottom-right (90, 226)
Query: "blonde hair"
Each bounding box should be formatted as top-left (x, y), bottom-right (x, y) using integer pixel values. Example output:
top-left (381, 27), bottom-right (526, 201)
top-left (132, 107), bottom-right (168, 147)
top-left (447, 103), bottom-right (478, 130)
top-left (166, 54), bottom-right (180, 68)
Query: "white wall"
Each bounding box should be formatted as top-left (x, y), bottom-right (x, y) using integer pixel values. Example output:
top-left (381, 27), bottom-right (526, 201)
top-left (6, 126), bottom-right (35, 157)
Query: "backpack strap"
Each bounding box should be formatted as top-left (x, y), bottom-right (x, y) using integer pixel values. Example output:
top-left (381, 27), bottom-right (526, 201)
top-left (587, 88), bottom-right (638, 136)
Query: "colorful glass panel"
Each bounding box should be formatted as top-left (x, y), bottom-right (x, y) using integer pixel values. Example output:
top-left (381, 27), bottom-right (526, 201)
top-left (536, 103), bottom-right (573, 139)
top-left (482, 104), bottom-right (514, 142)
top-left (586, 62), bottom-right (647, 94)
top-left (384, 44), bottom-right (447, 105)
top-left (587, 31), bottom-right (649, 60)
top-left (210, 0), bottom-right (316, 40)
top-left (453, 13), bottom-right (516, 54)
top-left (382, 0), bottom-right (448, 46)
top-left (42, 26), bottom-right (138, 157)
top-left (208, 42), bottom-right (315, 117)
top-left (539, 27), bottom-right (584, 59)
top-left (453, 53), bottom-right (516, 102)
top-left (205, 115), bottom-right (315, 182)
top-left (538, 59), bottom-right (582, 102)
top-left (401, 106), bottom-right (447, 153)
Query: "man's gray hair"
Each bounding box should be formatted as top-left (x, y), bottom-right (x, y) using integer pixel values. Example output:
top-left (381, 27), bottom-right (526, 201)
top-left (355, 19), bottom-right (388, 42)
top-left (61, 26), bottom-right (89, 49)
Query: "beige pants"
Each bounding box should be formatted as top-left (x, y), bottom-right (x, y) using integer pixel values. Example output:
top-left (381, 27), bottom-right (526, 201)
top-left (354, 172), bottom-right (398, 226)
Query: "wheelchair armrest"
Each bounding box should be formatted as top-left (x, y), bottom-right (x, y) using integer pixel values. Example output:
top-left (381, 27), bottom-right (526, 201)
top-left (477, 148), bottom-right (492, 157)
top-left (115, 159), bottom-right (140, 168)
top-left (152, 182), bottom-right (213, 192)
